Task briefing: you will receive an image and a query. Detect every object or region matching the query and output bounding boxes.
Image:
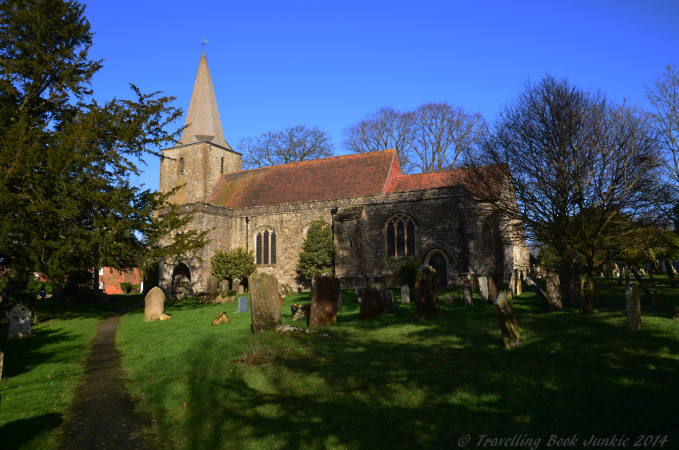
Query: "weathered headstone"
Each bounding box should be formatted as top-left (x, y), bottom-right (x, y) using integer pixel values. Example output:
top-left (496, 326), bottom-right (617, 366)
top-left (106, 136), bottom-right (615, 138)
top-left (338, 289), bottom-right (344, 307)
top-left (488, 274), bottom-right (498, 304)
top-left (524, 275), bottom-right (548, 306)
top-left (143, 287), bottom-right (166, 322)
top-left (249, 272), bottom-right (281, 333)
top-left (219, 280), bottom-right (229, 292)
top-left (464, 284), bottom-right (473, 306)
top-left (8, 304), bottom-right (33, 340)
top-left (516, 270), bottom-right (523, 295)
top-left (233, 279), bottom-right (240, 293)
top-left (238, 285), bottom-right (244, 294)
top-left (509, 271), bottom-right (517, 296)
top-left (400, 284), bottom-right (410, 304)
top-left (359, 282), bottom-right (381, 319)
top-left (479, 276), bottom-right (489, 303)
top-left (626, 283), bottom-right (641, 332)
top-left (493, 292), bottom-right (521, 349)
top-left (546, 270), bottom-right (562, 311)
top-left (207, 276), bottom-right (219, 293)
top-left (309, 274), bottom-right (341, 327)
top-left (379, 287), bottom-right (394, 315)
top-left (414, 265), bottom-right (439, 316)
top-left (238, 296), bottom-right (248, 313)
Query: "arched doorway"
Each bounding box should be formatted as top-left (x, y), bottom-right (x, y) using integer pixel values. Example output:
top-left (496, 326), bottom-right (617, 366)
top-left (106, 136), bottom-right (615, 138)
top-left (428, 253), bottom-right (448, 288)
top-left (172, 263), bottom-right (191, 298)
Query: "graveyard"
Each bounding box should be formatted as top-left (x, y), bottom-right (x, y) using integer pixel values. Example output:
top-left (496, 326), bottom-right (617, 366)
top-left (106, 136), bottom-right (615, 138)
top-left (3, 274), bottom-right (676, 449)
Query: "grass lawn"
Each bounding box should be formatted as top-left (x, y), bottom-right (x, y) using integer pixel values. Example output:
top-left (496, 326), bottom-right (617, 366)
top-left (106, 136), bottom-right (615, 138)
top-left (0, 295), bottom-right (141, 450)
top-left (117, 279), bottom-right (679, 449)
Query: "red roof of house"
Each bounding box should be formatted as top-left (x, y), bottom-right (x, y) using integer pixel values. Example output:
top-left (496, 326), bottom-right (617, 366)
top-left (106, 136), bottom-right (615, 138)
top-left (206, 150), bottom-right (503, 209)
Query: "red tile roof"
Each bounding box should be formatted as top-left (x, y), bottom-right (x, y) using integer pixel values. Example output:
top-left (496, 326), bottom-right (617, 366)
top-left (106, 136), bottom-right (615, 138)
top-left (206, 150), bottom-right (504, 209)
top-left (386, 165), bottom-right (504, 196)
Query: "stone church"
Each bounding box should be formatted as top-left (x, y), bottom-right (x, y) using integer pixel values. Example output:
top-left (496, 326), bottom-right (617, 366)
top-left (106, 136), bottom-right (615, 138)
top-left (157, 53), bottom-right (529, 297)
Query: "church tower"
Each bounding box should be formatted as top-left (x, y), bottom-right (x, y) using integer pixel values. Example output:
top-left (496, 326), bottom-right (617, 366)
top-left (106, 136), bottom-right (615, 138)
top-left (159, 52), bottom-right (242, 204)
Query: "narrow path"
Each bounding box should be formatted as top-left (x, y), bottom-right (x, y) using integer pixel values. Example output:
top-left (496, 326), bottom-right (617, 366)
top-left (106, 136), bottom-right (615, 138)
top-left (59, 301), bottom-right (157, 450)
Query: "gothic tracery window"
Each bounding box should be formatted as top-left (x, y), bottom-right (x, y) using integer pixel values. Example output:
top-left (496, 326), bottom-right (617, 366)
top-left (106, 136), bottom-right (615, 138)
top-left (386, 214), bottom-right (415, 258)
top-left (255, 229), bottom-right (277, 265)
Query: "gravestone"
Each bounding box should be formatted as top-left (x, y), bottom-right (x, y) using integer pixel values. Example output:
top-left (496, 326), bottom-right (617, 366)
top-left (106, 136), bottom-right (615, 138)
top-left (661, 260), bottom-right (667, 274)
top-left (400, 284), bottom-right (410, 304)
top-left (546, 270), bottom-right (562, 311)
top-left (493, 292), bottom-right (521, 349)
top-left (479, 276), bottom-right (489, 303)
top-left (238, 296), bottom-right (248, 313)
top-left (233, 279), bottom-right (240, 293)
top-left (488, 274), bottom-right (498, 304)
top-left (309, 274), bottom-right (341, 327)
top-left (8, 304), bottom-right (33, 340)
top-left (338, 289), bottom-right (343, 307)
top-left (414, 265), bottom-right (439, 316)
top-left (359, 282), bottom-right (381, 319)
top-left (379, 287), bottom-right (394, 314)
top-left (219, 280), bottom-right (229, 292)
top-left (143, 287), bottom-right (166, 322)
top-left (464, 284), bottom-right (473, 306)
top-left (626, 283), bottom-right (641, 332)
top-left (524, 275), bottom-right (548, 306)
top-left (516, 270), bottom-right (523, 295)
top-left (207, 276), bottom-right (219, 293)
top-left (509, 271), bottom-right (517, 296)
top-left (238, 285), bottom-right (244, 294)
top-left (249, 272), bottom-right (281, 333)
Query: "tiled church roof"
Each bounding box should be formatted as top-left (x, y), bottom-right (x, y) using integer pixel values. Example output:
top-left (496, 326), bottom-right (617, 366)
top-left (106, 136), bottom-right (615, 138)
top-left (206, 150), bottom-right (503, 209)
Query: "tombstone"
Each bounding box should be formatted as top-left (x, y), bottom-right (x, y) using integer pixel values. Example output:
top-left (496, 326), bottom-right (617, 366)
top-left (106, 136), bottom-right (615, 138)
top-left (626, 283), bottom-right (641, 332)
top-left (400, 285), bottom-right (411, 304)
top-left (524, 275), bottom-right (548, 306)
top-left (516, 270), bottom-right (523, 295)
top-left (7, 304), bottom-right (32, 341)
top-left (219, 280), bottom-right (229, 292)
top-left (143, 287), bottom-right (166, 322)
top-left (487, 274), bottom-right (498, 304)
top-left (238, 285), bottom-right (244, 294)
top-left (493, 292), bottom-right (521, 349)
top-left (661, 260), bottom-right (667, 274)
top-left (338, 289), bottom-right (344, 307)
top-left (238, 296), bottom-right (248, 313)
top-left (359, 282), bottom-right (382, 319)
top-left (206, 276), bottom-right (219, 293)
top-left (309, 274), bottom-right (341, 327)
top-left (545, 270), bottom-right (562, 312)
top-left (379, 287), bottom-right (394, 315)
top-left (414, 265), bottom-right (439, 316)
top-left (479, 277), bottom-right (489, 303)
top-left (248, 272), bottom-right (281, 333)
top-left (509, 271), bottom-right (517, 296)
top-left (233, 279), bottom-right (240, 293)
top-left (464, 284), bottom-right (473, 306)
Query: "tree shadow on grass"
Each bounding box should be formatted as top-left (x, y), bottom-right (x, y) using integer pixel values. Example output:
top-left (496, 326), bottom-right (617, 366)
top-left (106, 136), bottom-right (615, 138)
top-left (0, 412), bottom-right (63, 449)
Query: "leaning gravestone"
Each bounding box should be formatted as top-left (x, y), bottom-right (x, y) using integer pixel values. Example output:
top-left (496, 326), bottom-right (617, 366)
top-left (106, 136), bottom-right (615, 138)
top-left (143, 287), bottom-right (166, 322)
top-left (493, 291), bottom-right (521, 349)
top-left (359, 282), bottom-right (382, 319)
top-left (546, 270), bottom-right (562, 311)
top-left (379, 287), bottom-right (394, 315)
top-left (414, 265), bottom-right (439, 316)
top-left (479, 276), bottom-right (489, 303)
top-left (338, 289), bottom-right (344, 307)
top-left (524, 275), bottom-right (549, 307)
top-left (8, 304), bottom-right (33, 340)
top-left (464, 284), bottom-right (473, 306)
top-left (238, 296), bottom-right (248, 313)
top-left (626, 283), bottom-right (641, 332)
top-left (400, 284), bottom-right (410, 304)
top-left (488, 274), bottom-right (498, 305)
top-left (207, 276), bottom-right (219, 293)
top-left (249, 272), bottom-right (281, 333)
top-left (309, 274), bottom-right (341, 327)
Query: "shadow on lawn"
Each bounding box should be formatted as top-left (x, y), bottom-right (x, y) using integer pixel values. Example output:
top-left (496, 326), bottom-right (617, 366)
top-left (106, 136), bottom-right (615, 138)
top-left (0, 413), bottom-right (63, 447)
top-left (144, 284), bottom-right (679, 449)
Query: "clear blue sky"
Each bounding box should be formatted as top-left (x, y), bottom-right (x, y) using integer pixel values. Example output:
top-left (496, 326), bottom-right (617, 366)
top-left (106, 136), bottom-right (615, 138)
top-left (83, 0), bottom-right (679, 191)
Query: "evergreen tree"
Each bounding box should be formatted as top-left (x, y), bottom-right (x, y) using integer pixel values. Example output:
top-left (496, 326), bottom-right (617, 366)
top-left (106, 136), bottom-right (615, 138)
top-left (297, 218), bottom-right (335, 281)
top-left (0, 0), bottom-right (207, 298)
top-left (211, 248), bottom-right (256, 283)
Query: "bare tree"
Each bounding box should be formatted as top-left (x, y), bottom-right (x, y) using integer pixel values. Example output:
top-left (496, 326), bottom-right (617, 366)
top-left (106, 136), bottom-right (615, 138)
top-left (240, 125), bottom-right (335, 169)
top-left (341, 107), bottom-right (415, 173)
top-left (468, 76), bottom-right (662, 315)
top-left (411, 102), bottom-right (487, 173)
top-left (646, 64), bottom-right (679, 184)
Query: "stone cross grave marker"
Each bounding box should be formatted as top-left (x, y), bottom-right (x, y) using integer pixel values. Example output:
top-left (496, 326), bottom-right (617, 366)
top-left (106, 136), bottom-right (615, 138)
top-left (414, 265), bottom-right (438, 316)
top-left (400, 285), bottom-right (410, 304)
top-left (249, 272), bottom-right (281, 333)
top-left (464, 284), bottom-right (473, 306)
top-left (626, 283), bottom-right (641, 332)
top-left (8, 304), bottom-right (33, 340)
top-left (309, 274), bottom-right (341, 327)
top-left (359, 282), bottom-right (381, 319)
top-left (238, 297), bottom-right (248, 313)
top-left (143, 287), bottom-right (166, 322)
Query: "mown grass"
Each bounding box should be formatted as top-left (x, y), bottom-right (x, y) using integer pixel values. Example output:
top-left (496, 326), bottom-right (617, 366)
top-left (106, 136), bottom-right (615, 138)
top-left (117, 279), bottom-right (679, 449)
top-left (0, 295), bottom-right (140, 450)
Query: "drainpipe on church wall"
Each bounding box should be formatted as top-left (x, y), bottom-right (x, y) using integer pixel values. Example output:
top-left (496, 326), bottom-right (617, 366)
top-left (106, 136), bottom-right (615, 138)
top-left (245, 217), bottom-right (249, 251)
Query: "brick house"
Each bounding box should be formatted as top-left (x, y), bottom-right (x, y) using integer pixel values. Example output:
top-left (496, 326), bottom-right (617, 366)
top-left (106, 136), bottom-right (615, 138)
top-left (98, 267), bottom-right (141, 295)
top-left (157, 53), bottom-right (529, 297)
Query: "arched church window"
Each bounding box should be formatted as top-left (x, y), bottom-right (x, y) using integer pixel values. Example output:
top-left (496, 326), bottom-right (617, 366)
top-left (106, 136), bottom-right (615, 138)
top-left (385, 214), bottom-right (415, 258)
top-left (179, 157), bottom-right (185, 175)
top-left (255, 229), bottom-right (277, 265)
top-left (221, 157), bottom-right (224, 174)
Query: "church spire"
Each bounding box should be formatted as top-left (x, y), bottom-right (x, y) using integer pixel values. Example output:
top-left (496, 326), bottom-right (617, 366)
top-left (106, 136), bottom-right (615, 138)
top-left (178, 52), bottom-right (231, 150)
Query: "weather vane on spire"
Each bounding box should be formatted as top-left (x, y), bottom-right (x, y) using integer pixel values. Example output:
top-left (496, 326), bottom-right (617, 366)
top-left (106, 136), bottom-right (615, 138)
top-left (200, 37), bottom-right (208, 52)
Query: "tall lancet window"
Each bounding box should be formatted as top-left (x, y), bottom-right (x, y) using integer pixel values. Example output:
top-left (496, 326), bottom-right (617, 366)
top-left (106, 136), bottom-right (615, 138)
top-left (255, 229), bottom-right (277, 265)
top-left (385, 214), bottom-right (416, 258)
top-left (179, 157), bottom-right (185, 176)
top-left (221, 157), bottom-right (224, 174)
